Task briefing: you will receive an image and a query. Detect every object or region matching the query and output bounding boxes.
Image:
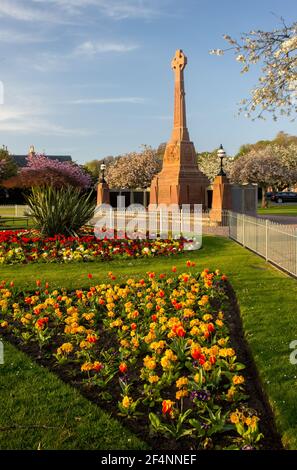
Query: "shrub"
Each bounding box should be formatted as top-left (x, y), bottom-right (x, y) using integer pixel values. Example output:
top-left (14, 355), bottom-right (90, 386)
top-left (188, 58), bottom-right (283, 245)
top-left (25, 185), bottom-right (96, 237)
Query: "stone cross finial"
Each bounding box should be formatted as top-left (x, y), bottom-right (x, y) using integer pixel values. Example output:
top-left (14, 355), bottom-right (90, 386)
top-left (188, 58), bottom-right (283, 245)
top-left (29, 145), bottom-right (35, 155)
top-left (171, 49), bottom-right (187, 72)
top-left (170, 49), bottom-right (189, 142)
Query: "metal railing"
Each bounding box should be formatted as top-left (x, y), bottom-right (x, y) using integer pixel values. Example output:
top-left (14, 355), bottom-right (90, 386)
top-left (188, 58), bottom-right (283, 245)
top-left (229, 211), bottom-right (297, 277)
top-left (1, 205), bottom-right (296, 277)
top-left (0, 205), bottom-right (32, 229)
top-left (0, 216), bottom-right (31, 229)
top-left (91, 207), bottom-right (204, 239)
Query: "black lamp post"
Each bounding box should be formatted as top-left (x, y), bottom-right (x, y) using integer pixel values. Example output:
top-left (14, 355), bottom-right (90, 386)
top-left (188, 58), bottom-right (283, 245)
top-left (100, 161), bottom-right (106, 183)
top-left (217, 144), bottom-right (226, 176)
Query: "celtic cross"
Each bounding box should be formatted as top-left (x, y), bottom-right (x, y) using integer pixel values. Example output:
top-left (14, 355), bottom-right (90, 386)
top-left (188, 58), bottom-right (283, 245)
top-left (171, 49), bottom-right (187, 73)
top-left (170, 49), bottom-right (189, 142)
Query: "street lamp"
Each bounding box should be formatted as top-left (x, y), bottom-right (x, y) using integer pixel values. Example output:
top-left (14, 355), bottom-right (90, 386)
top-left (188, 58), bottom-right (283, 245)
top-left (100, 161), bottom-right (106, 183)
top-left (217, 144), bottom-right (226, 176)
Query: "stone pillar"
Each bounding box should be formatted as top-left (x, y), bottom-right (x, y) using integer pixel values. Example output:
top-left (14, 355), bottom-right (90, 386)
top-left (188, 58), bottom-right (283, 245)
top-left (143, 190), bottom-right (148, 208)
top-left (150, 50), bottom-right (209, 208)
top-left (210, 175), bottom-right (232, 223)
top-left (97, 180), bottom-right (110, 206)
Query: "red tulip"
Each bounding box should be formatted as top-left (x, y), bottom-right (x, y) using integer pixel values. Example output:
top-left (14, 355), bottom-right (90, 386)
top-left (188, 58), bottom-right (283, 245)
top-left (87, 335), bottom-right (97, 343)
top-left (162, 400), bottom-right (174, 415)
top-left (191, 348), bottom-right (201, 360)
top-left (119, 362), bottom-right (128, 373)
top-left (208, 323), bottom-right (215, 333)
top-left (199, 355), bottom-right (206, 365)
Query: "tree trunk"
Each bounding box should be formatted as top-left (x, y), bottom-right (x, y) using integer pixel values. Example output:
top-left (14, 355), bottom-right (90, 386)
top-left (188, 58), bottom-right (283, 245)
top-left (261, 186), bottom-right (268, 208)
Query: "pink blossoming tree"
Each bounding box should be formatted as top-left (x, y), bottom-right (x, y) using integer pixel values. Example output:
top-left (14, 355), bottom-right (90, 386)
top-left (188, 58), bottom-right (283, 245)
top-left (4, 153), bottom-right (92, 189)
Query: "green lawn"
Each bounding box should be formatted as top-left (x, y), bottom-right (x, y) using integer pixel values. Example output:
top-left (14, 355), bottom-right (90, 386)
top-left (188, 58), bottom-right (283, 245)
top-left (258, 204), bottom-right (297, 217)
top-left (1, 235), bottom-right (297, 449)
top-left (0, 342), bottom-right (147, 450)
top-left (0, 218), bottom-right (34, 230)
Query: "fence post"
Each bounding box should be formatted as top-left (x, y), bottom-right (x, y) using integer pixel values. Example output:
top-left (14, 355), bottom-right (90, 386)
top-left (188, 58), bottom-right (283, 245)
top-left (15, 205), bottom-right (18, 217)
top-left (294, 229), bottom-right (297, 276)
top-left (242, 214), bottom-right (245, 246)
top-left (265, 219), bottom-right (268, 261)
top-left (180, 207), bottom-right (183, 236)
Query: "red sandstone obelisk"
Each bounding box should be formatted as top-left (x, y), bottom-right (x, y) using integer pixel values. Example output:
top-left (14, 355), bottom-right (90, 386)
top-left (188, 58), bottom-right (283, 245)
top-left (150, 49), bottom-right (209, 206)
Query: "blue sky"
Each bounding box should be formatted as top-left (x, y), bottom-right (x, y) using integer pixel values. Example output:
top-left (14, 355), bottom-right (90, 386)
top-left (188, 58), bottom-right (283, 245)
top-left (0, 0), bottom-right (296, 163)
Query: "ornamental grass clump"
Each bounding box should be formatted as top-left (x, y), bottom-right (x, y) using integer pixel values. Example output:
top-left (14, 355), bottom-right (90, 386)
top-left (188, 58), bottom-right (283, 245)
top-left (25, 185), bottom-right (96, 237)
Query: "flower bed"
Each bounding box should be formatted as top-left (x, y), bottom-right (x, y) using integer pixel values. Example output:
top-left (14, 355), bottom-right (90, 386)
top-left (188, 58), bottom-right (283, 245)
top-left (0, 229), bottom-right (184, 264)
top-left (0, 266), bottom-right (263, 449)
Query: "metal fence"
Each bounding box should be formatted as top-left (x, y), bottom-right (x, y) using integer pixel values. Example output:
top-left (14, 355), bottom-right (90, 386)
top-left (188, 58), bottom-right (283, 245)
top-left (1, 204), bottom-right (296, 277)
top-left (92, 207), bottom-right (204, 239)
top-left (229, 211), bottom-right (297, 277)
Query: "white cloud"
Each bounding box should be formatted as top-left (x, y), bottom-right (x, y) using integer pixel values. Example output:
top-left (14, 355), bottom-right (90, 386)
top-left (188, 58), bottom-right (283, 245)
top-left (100, 0), bottom-right (158, 20)
top-left (0, 106), bottom-right (91, 136)
top-left (13, 38), bottom-right (138, 74)
top-left (0, 120), bottom-right (88, 135)
top-left (67, 97), bottom-right (146, 104)
top-left (74, 41), bottom-right (139, 56)
top-left (31, 53), bottom-right (64, 72)
top-left (0, 0), bottom-right (161, 23)
top-left (26, 40), bottom-right (138, 72)
top-left (0, 0), bottom-right (61, 22)
top-left (0, 1), bottom-right (41, 21)
top-left (0, 108), bottom-right (32, 121)
top-left (33, 0), bottom-right (159, 20)
top-left (0, 29), bottom-right (48, 44)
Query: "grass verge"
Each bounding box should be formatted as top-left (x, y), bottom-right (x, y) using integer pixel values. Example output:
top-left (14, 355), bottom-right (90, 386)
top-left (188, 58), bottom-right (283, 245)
top-left (0, 341), bottom-right (147, 450)
top-left (258, 204), bottom-right (297, 217)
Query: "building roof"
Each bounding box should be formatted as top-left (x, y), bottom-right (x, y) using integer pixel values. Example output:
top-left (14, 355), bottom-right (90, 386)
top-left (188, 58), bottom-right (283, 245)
top-left (11, 154), bottom-right (72, 167)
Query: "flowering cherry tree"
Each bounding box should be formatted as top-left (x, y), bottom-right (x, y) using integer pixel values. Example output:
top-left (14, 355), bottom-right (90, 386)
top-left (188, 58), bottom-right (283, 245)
top-left (106, 146), bottom-right (161, 189)
top-left (0, 148), bottom-right (17, 184)
top-left (211, 19), bottom-right (297, 120)
top-left (4, 153), bottom-right (92, 189)
top-left (230, 145), bottom-right (297, 207)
